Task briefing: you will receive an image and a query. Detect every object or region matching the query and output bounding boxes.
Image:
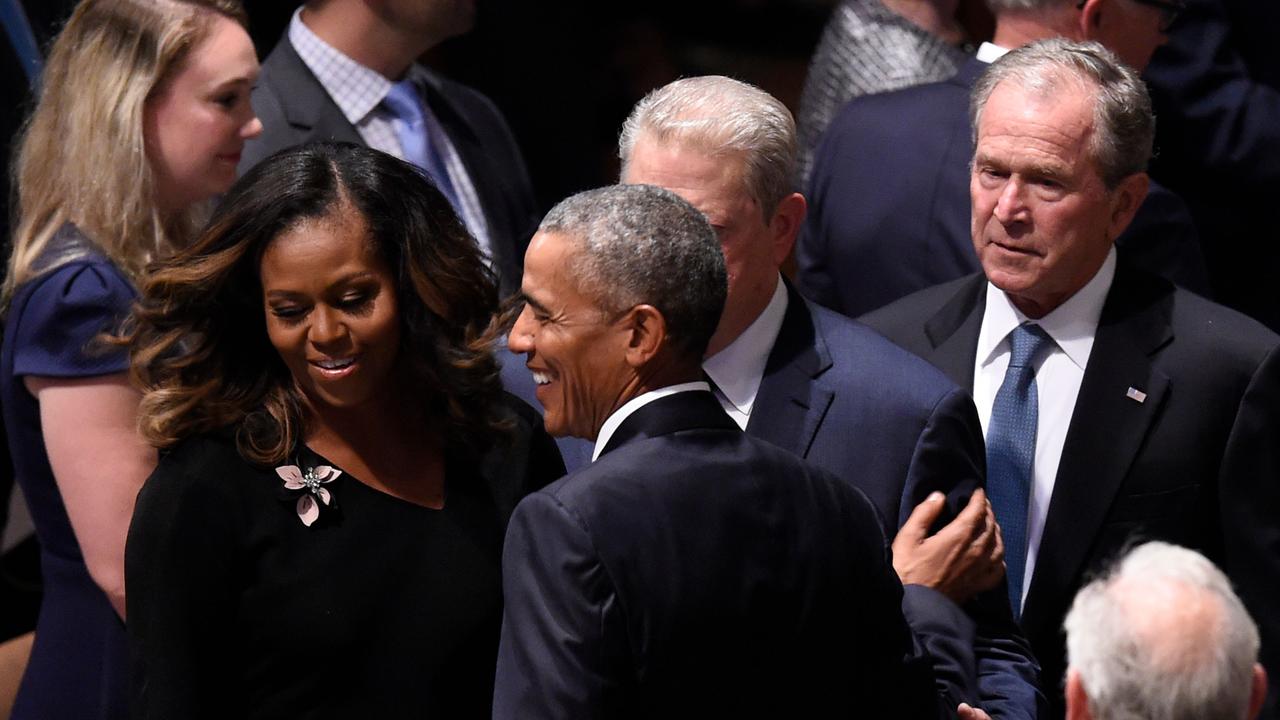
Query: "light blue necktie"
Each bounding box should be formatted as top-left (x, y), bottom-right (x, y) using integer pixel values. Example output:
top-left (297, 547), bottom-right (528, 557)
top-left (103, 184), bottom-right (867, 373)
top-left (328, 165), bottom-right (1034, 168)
top-left (986, 322), bottom-right (1052, 620)
top-left (382, 79), bottom-right (462, 213)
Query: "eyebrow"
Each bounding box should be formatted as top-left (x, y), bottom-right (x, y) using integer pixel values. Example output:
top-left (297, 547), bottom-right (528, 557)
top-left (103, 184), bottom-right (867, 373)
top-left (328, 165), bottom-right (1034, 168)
top-left (263, 271), bottom-right (380, 299)
top-left (519, 292), bottom-right (551, 315)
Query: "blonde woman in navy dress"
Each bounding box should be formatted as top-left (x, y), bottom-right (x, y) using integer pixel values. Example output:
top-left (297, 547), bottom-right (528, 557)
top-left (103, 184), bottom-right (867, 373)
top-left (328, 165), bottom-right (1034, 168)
top-left (0, 1), bottom-right (260, 717)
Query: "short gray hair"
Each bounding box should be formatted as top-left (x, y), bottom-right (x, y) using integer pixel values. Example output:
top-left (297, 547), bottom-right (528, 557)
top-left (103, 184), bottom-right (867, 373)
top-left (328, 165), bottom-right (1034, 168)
top-left (539, 184), bottom-right (727, 361)
top-left (970, 38), bottom-right (1154, 188)
top-left (618, 75), bottom-right (796, 218)
top-left (1064, 542), bottom-right (1260, 720)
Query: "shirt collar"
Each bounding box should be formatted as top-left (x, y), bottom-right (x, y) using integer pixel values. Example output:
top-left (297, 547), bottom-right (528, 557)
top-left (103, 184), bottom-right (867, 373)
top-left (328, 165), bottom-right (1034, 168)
top-left (591, 382), bottom-right (711, 462)
top-left (702, 275), bottom-right (789, 418)
top-left (977, 247), bottom-right (1117, 371)
top-left (289, 8), bottom-right (394, 125)
top-left (976, 42), bottom-right (1010, 64)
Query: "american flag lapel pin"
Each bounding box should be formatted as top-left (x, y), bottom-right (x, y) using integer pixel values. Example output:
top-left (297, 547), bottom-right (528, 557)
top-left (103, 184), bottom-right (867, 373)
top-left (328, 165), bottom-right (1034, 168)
top-left (1126, 387), bottom-right (1147, 403)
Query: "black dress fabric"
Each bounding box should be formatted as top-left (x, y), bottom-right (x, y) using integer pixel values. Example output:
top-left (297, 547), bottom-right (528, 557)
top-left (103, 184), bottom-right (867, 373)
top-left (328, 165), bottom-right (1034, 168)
top-left (126, 399), bottom-right (563, 719)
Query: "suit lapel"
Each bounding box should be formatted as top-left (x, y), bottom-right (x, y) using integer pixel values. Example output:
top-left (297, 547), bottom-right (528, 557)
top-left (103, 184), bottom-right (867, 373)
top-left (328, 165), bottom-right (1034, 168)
top-left (922, 275), bottom-right (987, 392)
top-left (1020, 264), bottom-right (1174, 638)
top-left (267, 36), bottom-right (364, 144)
top-left (600, 390), bottom-right (739, 458)
top-left (748, 284), bottom-right (834, 459)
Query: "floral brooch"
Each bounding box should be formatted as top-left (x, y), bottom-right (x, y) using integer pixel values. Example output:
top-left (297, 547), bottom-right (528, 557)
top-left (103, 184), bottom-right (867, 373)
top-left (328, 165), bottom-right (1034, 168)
top-left (276, 464), bottom-right (343, 527)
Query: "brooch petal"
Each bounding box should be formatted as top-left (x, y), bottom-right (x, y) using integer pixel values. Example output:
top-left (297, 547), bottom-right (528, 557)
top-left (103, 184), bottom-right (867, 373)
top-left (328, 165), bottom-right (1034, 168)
top-left (276, 465), bottom-right (306, 490)
top-left (296, 494), bottom-right (320, 527)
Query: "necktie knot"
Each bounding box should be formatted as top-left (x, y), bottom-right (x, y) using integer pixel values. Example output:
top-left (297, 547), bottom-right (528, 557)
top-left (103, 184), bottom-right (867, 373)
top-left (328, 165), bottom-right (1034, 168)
top-left (1008, 323), bottom-right (1052, 369)
top-left (382, 79), bottom-right (424, 128)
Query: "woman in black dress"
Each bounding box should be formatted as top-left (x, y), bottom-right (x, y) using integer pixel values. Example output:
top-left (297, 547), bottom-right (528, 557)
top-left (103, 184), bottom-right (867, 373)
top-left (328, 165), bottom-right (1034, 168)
top-left (123, 143), bottom-right (563, 718)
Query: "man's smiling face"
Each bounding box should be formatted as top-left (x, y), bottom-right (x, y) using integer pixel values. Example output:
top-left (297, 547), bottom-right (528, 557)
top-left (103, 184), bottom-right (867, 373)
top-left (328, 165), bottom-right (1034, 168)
top-left (507, 231), bottom-right (634, 440)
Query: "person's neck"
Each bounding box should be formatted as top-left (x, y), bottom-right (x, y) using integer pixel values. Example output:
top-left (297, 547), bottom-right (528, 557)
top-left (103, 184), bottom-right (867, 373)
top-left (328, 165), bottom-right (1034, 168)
top-left (705, 278), bottom-right (777, 358)
top-left (991, 8), bottom-right (1080, 50)
top-left (300, 4), bottom-right (437, 79)
top-left (880, 0), bottom-right (966, 44)
top-left (303, 385), bottom-right (431, 465)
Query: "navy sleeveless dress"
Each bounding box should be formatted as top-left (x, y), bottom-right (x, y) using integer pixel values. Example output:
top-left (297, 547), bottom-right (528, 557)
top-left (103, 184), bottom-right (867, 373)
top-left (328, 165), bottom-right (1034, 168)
top-left (1, 225), bottom-right (135, 720)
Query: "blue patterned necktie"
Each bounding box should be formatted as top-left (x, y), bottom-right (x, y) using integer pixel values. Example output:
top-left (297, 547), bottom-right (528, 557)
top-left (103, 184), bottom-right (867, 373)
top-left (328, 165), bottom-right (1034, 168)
top-left (986, 322), bottom-right (1053, 620)
top-left (381, 79), bottom-right (463, 213)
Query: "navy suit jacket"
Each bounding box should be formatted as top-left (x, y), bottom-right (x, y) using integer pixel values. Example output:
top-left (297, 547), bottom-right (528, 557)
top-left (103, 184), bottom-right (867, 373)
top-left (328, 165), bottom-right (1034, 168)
top-left (241, 33), bottom-right (539, 295)
top-left (798, 56), bottom-right (1209, 319)
top-left (748, 283), bottom-right (1043, 718)
top-left (861, 263), bottom-right (1280, 718)
top-left (1144, 0), bottom-right (1280, 330)
top-left (493, 390), bottom-right (944, 719)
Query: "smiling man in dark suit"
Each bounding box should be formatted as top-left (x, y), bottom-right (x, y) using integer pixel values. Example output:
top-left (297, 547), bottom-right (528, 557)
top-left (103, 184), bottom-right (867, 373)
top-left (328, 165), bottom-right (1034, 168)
top-left (861, 39), bottom-right (1280, 719)
top-left (240, 0), bottom-right (537, 294)
top-left (618, 75), bottom-right (1042, 719)
top-left (493, 183), bottom-right (946, 719)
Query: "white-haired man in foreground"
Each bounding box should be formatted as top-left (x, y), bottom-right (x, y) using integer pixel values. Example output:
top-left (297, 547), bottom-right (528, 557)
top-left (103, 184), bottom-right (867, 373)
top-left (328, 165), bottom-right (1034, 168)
top-left (1064, 542), bottom-right (1268, 720)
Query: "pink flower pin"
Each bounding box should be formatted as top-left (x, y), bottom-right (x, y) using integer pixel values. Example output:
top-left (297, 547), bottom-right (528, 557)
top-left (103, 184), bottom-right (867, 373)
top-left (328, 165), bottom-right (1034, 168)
top-left (276, 464), bottom-right (342, 527)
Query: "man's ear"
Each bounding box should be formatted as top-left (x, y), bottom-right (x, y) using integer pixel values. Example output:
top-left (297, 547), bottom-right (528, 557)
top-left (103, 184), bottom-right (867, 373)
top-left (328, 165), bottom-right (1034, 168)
top-left (621, 304), bottom-right (668, 368)
top-left (1107, 172), bottom-right (1150, 240)
top-left (767, 192), bottom-right (807, 264)
top-left (1249, 664), bottom-right (1268, 719)
top-left (1065, 669), bottom-right (1094, 720)
top-left (1077, 0), bottom-right (1107, 40)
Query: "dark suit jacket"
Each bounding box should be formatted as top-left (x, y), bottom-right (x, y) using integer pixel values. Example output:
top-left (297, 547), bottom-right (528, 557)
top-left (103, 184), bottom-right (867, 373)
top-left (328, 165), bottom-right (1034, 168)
top-left (798, 56), bottom-right (1209, 319)
top-left (748, 283), bottom-right (1043, 718)
top-left (493, 390), bottom-right (943, 719)
top-left (861, 262), bottom-right (1280, 718)
top-left (241, 32), bottom-right (539, 295)
top-left (1145, 0), bottom-right (1280, 331)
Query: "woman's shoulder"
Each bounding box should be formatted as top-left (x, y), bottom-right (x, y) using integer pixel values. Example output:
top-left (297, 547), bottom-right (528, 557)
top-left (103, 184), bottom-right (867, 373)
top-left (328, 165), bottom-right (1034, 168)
top-left (146, 433), bottom-right (272, 502)
top-left (6, 226), bottom-right (137, 377)
top-left (495, 390), bottom-right (545, 432)
top-left (9, 225), bottom-right (135, 328)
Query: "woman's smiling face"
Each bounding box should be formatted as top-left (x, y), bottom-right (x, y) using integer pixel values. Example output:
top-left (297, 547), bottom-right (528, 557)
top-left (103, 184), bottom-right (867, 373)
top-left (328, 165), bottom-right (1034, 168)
top-left (260, 202), bottom-right (403, 413)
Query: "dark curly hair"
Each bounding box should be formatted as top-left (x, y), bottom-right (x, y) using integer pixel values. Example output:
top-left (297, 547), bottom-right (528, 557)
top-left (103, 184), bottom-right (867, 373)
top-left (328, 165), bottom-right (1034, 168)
top-left (124, 142), bottom-right (507, 465)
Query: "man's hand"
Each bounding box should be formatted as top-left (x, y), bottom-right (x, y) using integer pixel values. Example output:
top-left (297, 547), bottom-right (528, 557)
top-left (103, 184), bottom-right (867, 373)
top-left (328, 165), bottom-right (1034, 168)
top-left (891, 489), bottom-right (1005, 604)
top-left (957, 702), bottom-right (993, 720)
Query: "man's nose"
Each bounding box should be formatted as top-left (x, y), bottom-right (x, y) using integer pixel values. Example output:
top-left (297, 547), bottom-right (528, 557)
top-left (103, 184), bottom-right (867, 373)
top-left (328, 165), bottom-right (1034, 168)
top-left (508, 305), bottom-right (536, 354)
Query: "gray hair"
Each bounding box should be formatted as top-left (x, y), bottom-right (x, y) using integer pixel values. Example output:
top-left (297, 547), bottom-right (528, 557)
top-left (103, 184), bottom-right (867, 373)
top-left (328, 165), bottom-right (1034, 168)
top-left (970, 38), bottom-right (1154, 188)
top-left (1064, 542), bottom-right (1260, 720)
top-left (539, 184), bottom-right (727, 361)
top-left (618, 75), bottom-right (797, 218)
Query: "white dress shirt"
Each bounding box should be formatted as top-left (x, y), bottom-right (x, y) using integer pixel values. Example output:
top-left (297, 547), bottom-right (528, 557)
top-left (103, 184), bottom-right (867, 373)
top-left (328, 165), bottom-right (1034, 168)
top-left (591, 382), bottom-right (712, 462)
top-left (702, 276), bottom-right (790, 430)
top-left (973, 248), bottom-right (1117, 609)
top-left (975, 41), bottom-right (1010, 64)
top-left (287, 10), bottom-right (492, 258)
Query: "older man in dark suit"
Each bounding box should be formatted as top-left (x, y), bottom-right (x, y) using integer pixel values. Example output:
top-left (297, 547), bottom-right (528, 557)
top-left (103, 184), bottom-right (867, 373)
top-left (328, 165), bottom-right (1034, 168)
top-left (617, 75), bottom-right (1042, 719)
top-left (862, 39), bottom-right (1280, 719)
top-left (797, 0), bottom-right (1210, 319)
top-left (493, 184), bottom-right (949, 719)
top-left (240, 0), bottom-right (537, 294)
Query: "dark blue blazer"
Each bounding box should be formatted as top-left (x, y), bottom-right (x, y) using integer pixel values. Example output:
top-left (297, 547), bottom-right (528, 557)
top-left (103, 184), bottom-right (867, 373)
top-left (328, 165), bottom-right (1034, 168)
top-left (493, 390), bottom-right (943, 719)
top-left (798, 56), bottom-right (1209, 319)
top-left (749, 283), bottom-right (1043, 718)
top-left (861, 262), bottom-right (1280, 718)
top-left (1145, 0), bottom-right (1280, 330)
top-left (241, 33), bottom-right (539, 296)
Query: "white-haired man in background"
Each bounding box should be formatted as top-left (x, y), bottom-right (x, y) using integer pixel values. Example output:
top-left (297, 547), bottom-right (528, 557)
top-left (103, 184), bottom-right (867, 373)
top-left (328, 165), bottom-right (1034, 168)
top-left (1064, 542), bottom-right (1268, 720)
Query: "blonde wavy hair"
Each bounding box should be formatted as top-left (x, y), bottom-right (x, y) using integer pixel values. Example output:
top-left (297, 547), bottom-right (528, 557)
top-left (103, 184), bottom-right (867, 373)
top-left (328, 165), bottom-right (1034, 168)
top-left (4, 0), bottom-right (247, 306)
